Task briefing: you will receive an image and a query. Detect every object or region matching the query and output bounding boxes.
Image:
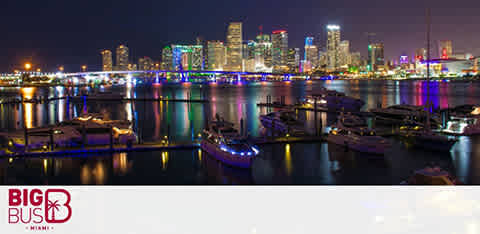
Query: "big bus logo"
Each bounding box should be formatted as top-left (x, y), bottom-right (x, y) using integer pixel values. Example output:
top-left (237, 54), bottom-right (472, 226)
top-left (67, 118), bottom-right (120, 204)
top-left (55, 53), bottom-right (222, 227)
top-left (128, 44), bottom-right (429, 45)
top-left (8, 189), bottom-right (72, 230)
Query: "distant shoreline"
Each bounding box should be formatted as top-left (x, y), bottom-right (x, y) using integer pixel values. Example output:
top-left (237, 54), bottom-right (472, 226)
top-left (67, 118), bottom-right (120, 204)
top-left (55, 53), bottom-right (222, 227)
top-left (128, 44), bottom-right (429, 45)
top-left (0, 77), bottom-right (479, 88)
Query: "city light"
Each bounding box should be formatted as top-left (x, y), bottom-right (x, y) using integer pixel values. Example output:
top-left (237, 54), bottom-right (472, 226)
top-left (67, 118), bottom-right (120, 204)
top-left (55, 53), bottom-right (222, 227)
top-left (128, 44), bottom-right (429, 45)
top-left (327, 24), bottom-right (340, 30)
top-left (24, 63), bottom-right (32, 70)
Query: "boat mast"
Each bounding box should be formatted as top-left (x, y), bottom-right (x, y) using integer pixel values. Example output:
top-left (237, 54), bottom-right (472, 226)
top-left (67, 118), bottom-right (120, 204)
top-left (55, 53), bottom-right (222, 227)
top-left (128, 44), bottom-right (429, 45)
top-left (425, 8), bottom-right (431, 131)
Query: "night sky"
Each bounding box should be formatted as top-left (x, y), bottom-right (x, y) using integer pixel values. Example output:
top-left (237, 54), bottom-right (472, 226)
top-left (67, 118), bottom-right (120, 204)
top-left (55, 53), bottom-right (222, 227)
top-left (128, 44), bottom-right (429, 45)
top-left (2, 0), bottom-right (480, 72)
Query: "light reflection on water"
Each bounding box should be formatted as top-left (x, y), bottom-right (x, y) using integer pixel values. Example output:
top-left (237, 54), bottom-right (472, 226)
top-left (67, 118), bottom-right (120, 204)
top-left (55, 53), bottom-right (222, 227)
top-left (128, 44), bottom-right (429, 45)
top-left (0, 80), bottom-right (480, 184)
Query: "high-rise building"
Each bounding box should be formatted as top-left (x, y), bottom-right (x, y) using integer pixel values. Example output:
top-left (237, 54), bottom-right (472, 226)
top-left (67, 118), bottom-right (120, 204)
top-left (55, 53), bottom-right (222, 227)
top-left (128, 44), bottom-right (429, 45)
top-left (161, 46), bottom-right (173, 70)
top-left (127, 63), bottom-right (137, 71)
top-left (272, 30), bottom-right (289, 73)
top-left (116, 45), bottom-right (129, 71)
top-left (305, 37), bottom-right (314, 47)
top-left (101, 50), bottom-right (113, 71)
top-left (246, 40), bottom-right (257, 60)
top-left (207, 41), bottom-right (226, 71)
top-left (326, 25), bottom-right (341, 70)
top-left (438, 40), bottom-right (453, 59)
top-left (415, 48), bottom-right (427, 62)
top-left (368, 43), bottom-right (385, 71)
top-left (350, 52), bottom-right (361, 67)
top-left (171, 45), bottom-right (204, 71)
top-left (255, 34), bottom-right (272, 70)
top-left (305, 45), bottom-right (318, 69)
top-left (196, 36), bottom-right (207, 68)
top-left (339, 40), bottom-right (351, 67)
top-left (304, 36), bottom-right (318, 69)
top-left (138, 56), bottom-right (154, 71)
top-left (226, 22), bottom-right (243, 71)
top-left (287, 48), bottom-right (300, 72)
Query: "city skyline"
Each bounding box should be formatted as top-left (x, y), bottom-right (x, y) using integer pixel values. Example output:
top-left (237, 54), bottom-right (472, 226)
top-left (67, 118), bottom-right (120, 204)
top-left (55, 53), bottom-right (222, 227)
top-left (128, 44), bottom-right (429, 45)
top-left (2, 0), bottom-right (480, 71)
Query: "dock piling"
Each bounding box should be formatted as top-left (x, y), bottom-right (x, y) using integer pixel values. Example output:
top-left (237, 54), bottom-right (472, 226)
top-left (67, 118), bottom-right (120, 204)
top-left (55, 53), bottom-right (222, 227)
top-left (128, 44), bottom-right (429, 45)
top-left (109, 125), bottom-right (114, 151)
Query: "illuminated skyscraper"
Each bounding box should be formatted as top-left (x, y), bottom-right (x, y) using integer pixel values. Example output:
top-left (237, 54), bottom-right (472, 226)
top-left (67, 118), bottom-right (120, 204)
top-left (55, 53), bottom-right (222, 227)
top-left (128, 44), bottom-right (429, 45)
top-left (116, 45), bottom-right (129, 71)
top-left (207, 41), bottom-right (225, 71)
top-left (161, 46), bottom-right (173, 70)
top-left (127, 63), bottom-right (137, 71)
top-left (287, 48), bottom-right (300, 72)
top-left (305, 37), bottom-right (314, 47)
top-left (326, 25), bottom-right (341, 70)
top-left (255, 34), bottom-right (272, 70)
top-left (272, 30), bottom-right (288, 73)
top-left (438, 40), bottom-right (453, 59)
top-left (368, 43), bottom-right (384, 71)
top-left (226, 22), bottom-right (243, 71)
top-left (350, 52), bottom-right (361, 67)
top-left (138, 56), bottom-right (154, 70)
top-left (171, 45), bottom-right (204, 71)
top-left (339, 40), bottom-right (351, 67)
top-left (101, 50), bottom-right (113, 71)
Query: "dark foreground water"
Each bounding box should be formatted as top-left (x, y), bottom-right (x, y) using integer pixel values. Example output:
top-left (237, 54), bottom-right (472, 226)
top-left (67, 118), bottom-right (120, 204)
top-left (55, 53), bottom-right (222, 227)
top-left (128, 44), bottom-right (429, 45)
top-left (1, 80), bottom-right (480, 185)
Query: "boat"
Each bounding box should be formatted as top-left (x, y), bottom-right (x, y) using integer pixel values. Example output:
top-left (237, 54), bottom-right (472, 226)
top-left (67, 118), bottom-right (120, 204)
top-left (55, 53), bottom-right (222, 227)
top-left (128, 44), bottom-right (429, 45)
top-left (259, 111), bottom-right (305, 135)
top-left (1, 126), bottom-right (82, 153)
top-left (326, 121), bottom-right (391, 155)
top-left (301, 88), bottom-right (365, 112)
top-left (405, 130), bottom-right (457, 152)
top-left (441, 116), bottom-right (480, 136)
top-left (405, 9), bottom-right (457, 153)
top-left (401, 167), bottom-right (460, 185)
top-left (439, 105), bottom-right (480, 136)
top-left (60, 113), bottom-right (136, 145)
top-left (370, 104), bottom-right (440, 128)
top-left (201, 120), bottom-right (259, 169)
top-left (339, 112), bottom-right (367, 127)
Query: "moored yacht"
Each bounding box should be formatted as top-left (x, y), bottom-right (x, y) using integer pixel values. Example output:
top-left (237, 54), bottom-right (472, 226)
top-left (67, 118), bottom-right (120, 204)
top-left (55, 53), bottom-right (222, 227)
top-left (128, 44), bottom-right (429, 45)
top-left (259, 111), bottom-right (305, 135)
top-left (60, 113), bottom-right (136, 145)
top-left (326, 121), bottom-right (391, 155)
top-left (201, 120), bottom-right (259, 169)
top-left (370, 104), bottom-right (440, 127)
top-left (440, 105), bottom-right (480, 136)
top-left (302, 88), bottom-right (365, 112)
top-left (407, 130), bottom-right (457, 152)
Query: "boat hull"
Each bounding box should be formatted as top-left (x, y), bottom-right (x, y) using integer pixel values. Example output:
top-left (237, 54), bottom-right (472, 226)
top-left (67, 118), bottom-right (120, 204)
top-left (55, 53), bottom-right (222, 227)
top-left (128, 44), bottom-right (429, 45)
top-left (326, 135), bottom-right (388, 155)
top-left (412, 136), bottom-right (456, 152)
top-left (259, 116), bottom-right (304, 135)
top-left (200, 140), bottom-right (254, 169)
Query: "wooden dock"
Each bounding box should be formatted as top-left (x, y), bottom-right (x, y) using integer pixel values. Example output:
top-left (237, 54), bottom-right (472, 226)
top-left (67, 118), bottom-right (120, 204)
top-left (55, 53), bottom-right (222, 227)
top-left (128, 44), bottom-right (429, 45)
top-left (1, 142), bottom-right (200, 158)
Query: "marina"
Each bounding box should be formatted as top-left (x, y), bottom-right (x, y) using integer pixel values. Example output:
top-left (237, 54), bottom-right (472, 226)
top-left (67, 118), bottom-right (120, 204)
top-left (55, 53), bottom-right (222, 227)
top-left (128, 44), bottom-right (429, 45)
top-left (1, 79), bottom-right (480, 184)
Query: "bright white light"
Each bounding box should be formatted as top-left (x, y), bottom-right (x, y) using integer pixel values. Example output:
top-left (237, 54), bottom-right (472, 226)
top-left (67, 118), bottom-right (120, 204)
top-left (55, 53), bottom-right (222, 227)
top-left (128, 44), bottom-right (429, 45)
top-left (327, 24), bottom-right (340, 30)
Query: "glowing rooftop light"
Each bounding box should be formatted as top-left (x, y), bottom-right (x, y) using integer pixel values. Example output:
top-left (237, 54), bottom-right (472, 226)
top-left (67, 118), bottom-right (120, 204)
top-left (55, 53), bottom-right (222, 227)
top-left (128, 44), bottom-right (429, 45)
top-left (327, 25), bottom-right (340, 30)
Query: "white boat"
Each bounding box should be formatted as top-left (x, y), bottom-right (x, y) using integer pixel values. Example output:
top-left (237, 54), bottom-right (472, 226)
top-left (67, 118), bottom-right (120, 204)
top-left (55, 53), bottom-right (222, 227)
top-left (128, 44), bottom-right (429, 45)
top-left (259, 111), bottom-right (305, 135)
top-left (441, 116), bottom-right (480, 136)
top-left (326, 121), bottom-right (391, 155)
top-left (440, 105), bottom-right (480, 136)
top-left (201, 120), bottom-right (259, 169)
top-left (303, 88), bottom-right (365, 112)
top-left (60, 114), bottom-right (137, 145)
top-left (370, 104), bottom-right (439, 127)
